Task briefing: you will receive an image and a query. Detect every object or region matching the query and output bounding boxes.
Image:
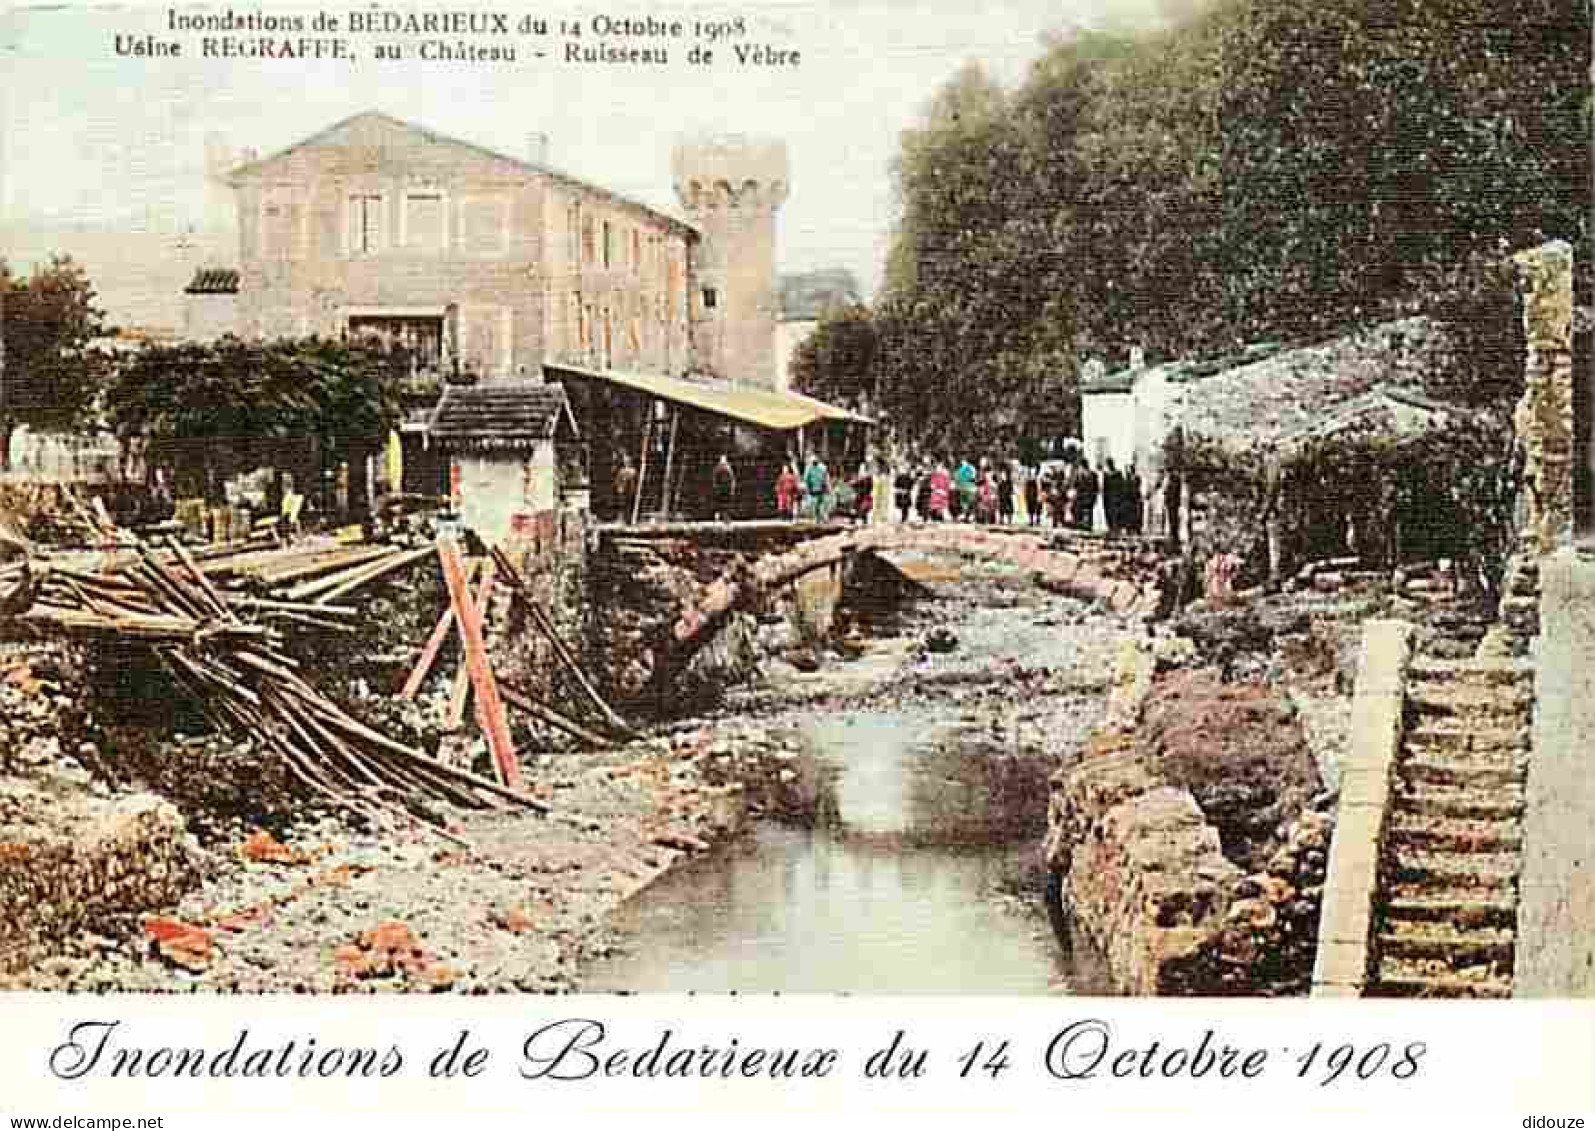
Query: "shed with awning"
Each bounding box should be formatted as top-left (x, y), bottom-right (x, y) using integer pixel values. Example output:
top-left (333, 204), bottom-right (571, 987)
top-left (547, 362), bottom-right (873, 522)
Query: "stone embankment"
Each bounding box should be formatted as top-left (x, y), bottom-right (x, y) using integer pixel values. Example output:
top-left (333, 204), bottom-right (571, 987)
top-left (1046, 625), bottom-right (1337, 996)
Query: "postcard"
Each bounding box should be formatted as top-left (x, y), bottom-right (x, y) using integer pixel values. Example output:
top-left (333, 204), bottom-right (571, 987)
top-left (0, 0), bottom-right (1591, 1119)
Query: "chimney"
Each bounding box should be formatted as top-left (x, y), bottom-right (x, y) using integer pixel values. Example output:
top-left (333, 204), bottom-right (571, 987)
top-left (1083, 358), bottom-right (1106, 384)
top-left (527, 132), bottom-right (549, 166)
top-left (1130, 345), bottom-right (1146, 371)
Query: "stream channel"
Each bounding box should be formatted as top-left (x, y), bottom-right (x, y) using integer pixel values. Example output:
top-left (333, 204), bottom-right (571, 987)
top-left (585, 562), bottom-right (1116, 994)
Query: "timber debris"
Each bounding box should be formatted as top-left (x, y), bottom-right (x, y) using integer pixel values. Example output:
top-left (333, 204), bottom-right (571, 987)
top-left (0, 519), bottom-right (549, 842)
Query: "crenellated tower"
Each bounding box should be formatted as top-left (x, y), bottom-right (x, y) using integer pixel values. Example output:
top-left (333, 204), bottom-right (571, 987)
top-left (671, 137), bottom-right (789, 388)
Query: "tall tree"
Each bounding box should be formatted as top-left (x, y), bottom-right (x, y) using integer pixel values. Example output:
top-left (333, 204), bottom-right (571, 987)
top-left (0, 255), bottom-right (114, 469)
top-left (789, 305), bottom-right (879, 409)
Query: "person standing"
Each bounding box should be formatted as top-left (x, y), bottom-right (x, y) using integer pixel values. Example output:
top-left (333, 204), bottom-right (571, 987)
top-left (776, 461), bottom-right (799, 520)
top-left (712, 454), bottom-right (737, 521)
top-left (976, 470), bottom-right (997, 524)
top-left (613, 455), bottom-right (638, 521)
top-left (1024, 470), bottom-right (1041, 527)
top-left (1076, 462), bottom-right (1100, 531)
top-left (1126, 463), bottom-right (1144, 535)
top-left (1102, 458), bottom-right (1122, 533)
top-left (852, 465), bottom-right (874, 524)
top-left (803, 455), bottom-right (830, 522)
top-left (894, 465), bottom-right (915, 524)
top-left (954, 456), bottom-right (978, 521)
top-left (997, 467), bottom-right (1015, 525)
top-left (929, 463), bottom-right (953, 521)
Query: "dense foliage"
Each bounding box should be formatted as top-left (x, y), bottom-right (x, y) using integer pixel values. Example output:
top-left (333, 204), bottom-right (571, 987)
top-left (795, 0), bottom-right (1590, 454)
top-left (0, 255), bottom-right (114, 467)
top-left (109, 335), bottom-right (406, 498)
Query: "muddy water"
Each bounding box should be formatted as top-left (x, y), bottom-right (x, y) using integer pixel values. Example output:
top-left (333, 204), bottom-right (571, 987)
top-left (584, 708), bottom-right (1089, 994)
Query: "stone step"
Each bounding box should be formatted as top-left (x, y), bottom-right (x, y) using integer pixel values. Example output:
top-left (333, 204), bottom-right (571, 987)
top-left (1406, 659), bottom-right (1534, 687)
top-left (1382, 895), bottom-right (1517, 930)
top-left (1385, 874), bottom-right (1519, 905)
top-left (1397, 754), bottom-right (1526, 790)
top-left (1369, 966), bottom-right (1513, 999)
top-left (1376, 927), bottom-right (1514, 966)
top-left (1386, 846), bottom-right (1521, 886)
top-left (1396, 783), bottom-right (1524, 821)
top-left (1387, 813), bottom-right (1522, 853)
top-left (1404, 720), bottom-right (1532, 753)
top-left (1406, 683), bottom-right (1535, 718)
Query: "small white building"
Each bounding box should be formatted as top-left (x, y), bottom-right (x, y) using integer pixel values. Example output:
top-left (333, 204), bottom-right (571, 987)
top-left (426, 381), bottom-right (580, 547)
top-left (1079, 356), bottom-right (1138, 470)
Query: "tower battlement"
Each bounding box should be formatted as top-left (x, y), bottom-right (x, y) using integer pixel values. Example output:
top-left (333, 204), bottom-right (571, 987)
top-left (670, 136), bottom-right (789, 388)
top-left (671, 137), bottom-right (790, 213)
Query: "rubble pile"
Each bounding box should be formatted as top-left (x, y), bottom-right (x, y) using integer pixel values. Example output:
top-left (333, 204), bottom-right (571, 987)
top-left (2, 522), bottom-right (555, 842)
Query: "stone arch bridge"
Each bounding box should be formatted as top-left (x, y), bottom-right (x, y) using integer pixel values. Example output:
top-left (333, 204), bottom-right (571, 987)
top-left (629, 521), bottom-right (1175, 703)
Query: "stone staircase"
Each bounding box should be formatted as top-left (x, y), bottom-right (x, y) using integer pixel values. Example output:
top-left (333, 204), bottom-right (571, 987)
top-left (1367, 656), bottom-right (1534, 997)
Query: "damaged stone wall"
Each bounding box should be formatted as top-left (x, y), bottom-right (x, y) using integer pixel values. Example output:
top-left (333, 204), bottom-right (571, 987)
top-left (493, 508), bottom-right (590, 704)
top-left (1047, 645), bottom-right (1333, 995)
top-left (585, 537), bottom-right (758, 709)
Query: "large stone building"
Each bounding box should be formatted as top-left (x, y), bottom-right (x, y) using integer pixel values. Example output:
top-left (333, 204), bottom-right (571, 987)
top-left (179, 111), bottom-right (867, 526)
top-left (214, 111), bottom-right (701, 384)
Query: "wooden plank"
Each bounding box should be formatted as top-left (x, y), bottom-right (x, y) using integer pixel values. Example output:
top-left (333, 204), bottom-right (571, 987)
top-left (499, 684), bottom-right (612, 749)
top-left (436, 537), bottom-right (520, 790)
top-left (398, 558), bottom-right (477, 700)
top-left (280, 547), bottom-right (402, 600)
top-left (312, 544), bottom-right (434, 605)
top-left (445, 564), bottom-right (493, 729)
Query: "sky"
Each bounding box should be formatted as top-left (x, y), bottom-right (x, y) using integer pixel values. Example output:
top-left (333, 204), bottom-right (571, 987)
top-left (0, 0), bottom-right (1173, 304)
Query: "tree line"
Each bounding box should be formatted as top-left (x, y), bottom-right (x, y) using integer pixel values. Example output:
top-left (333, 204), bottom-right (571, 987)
top-left (792, 0), bottom-right (1591, 454)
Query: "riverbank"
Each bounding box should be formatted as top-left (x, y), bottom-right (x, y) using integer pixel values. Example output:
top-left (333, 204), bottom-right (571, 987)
top-left (1, 553), bottom-right (1127, 993)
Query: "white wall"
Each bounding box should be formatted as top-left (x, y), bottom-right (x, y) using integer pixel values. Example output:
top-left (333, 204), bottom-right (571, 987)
top-left (457, 443), bottom-right (557, 546)
top-left (1081, 390), bottom-right (1135, 469)
top-left (1132, 367), bottom-right (1179, 477)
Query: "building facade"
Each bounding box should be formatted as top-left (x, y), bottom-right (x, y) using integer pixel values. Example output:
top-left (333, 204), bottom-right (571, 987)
top-left (223, 111), bottom-right (701, 383)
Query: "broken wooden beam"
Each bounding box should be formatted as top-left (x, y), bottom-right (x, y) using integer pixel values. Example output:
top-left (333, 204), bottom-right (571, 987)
top-left (445, 562), bottom-right (493, 730)
top-left (499, 684), bottom-right (612, 749)
top-left (437, 537), bottom-right (521, 790)
top-left (398, 560), bottom-right (478, 700)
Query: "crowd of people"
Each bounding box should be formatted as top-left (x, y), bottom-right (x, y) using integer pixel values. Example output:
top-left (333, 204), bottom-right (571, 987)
top-left (610, 446), bottom-right (1167, 539)
top-left (876, 455), bottom-right (1159, 535)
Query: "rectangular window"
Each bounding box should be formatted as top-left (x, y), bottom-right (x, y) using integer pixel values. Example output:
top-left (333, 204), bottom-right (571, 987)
top-left (347, 194), bottom-right (383, 256)
top-left (702, 286), bottom-right (718, 311)
top-left (405, 194), bottom-right (444, 250)
top-left (631, 229), bottom-right (641, 274)
top-left (568, 206), bottom-right (580, 266)
top-left (603, 221), bottom-right (613, 270)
